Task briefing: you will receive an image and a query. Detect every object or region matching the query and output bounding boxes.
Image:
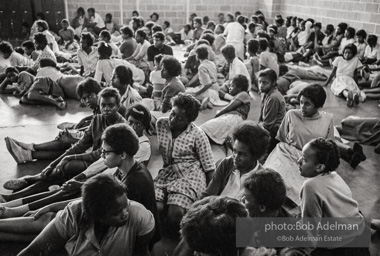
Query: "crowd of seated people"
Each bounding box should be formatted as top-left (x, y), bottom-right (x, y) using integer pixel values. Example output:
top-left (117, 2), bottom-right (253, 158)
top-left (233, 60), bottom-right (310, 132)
top-left (1, 6), bottom-right (380, 256)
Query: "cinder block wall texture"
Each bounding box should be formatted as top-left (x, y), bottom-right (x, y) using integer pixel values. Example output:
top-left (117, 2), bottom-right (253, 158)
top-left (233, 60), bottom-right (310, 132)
top-left (67, 0), bottom-right (380, 36)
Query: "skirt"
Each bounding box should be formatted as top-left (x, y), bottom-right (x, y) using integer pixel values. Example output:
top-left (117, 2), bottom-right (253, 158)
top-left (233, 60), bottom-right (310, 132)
top-left (200, 114), bottom-right (243, 144)
top-left (331, 75), bottom-right (360, 96)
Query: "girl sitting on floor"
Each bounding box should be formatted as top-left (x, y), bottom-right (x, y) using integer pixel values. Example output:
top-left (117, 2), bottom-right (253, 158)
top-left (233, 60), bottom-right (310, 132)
top-left (201, 74), bottom-right (250, 146)
top-left (324, 44), bottom-right (363, 108)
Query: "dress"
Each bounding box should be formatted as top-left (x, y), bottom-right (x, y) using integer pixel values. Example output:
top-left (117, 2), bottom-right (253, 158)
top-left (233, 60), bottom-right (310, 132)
top-left (264, 110), bottom-right (334, 205)
top-left (154, 118), bottom-right (215, 210)
top-left (330, 56), bottom-right (363, 96)
top-left (200, 91), bottom-right (250, 144)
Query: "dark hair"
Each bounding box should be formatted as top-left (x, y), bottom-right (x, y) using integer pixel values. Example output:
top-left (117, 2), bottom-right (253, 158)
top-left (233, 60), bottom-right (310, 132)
top-left (343, 43), bottom-right (358, 57)
top-left (126, 103), bottom-right (152, 132)
top-left (232, 120), bottom-right (270, 159)
top-left (61, 19), bottom-right (69, 24)
top-left (259, 68), bottom-right (278, 83)
top-left (100, 30), bottom-right (111, 41)
top-left (248, 22), bottom-right (256, 31)
top-left (203, 16), bottom-right (209, 24)
top-left (114, 65), bottom-right (134, 86)
top-left (106, 13), bottom-right (112, 19)
top-left (132, 10), bottom-right (139, 16)
top-left (0, 41), bottom-right (13, 55)
top-left (231, 74), bottom-right (249, 92)
top-left (87, 7), bottom-right (95, 13)
top-left (145, 21), bottom-right (155, 30)
top-left (22, 40), bottom-right (35, 50)
top-left (195, 45), bottom-right (209, 60)
top-left (154, 54), bottom-right (164, 64)
top-left (326, 24), bottom-right (334, 33)
top-left (236, 15), bottom-right (245, 25)
top-left (297, 84), bottom-right (326, 108)
top-left (267, 24), bottom-right (278, 34)
top-left (367, 35), bottom-right (378, 46)
top-left (152, 25), bottom-right (163, 33)
top-left (226, 13), bottom-right (234, 22)
top-left (180, 196), bottom-right (248, 256)
top-left (136, 29), bottom-right (147, 40)
top-left (184, 24), bottom-right (192, 31)
top-left (314, 22), bottom-right (322, 29)
top-left (207, 21), bottom-right (216, 30)
top-left (5, 67), bottom-right (19, 75)
top-left (345, 27), bottom-right (356, 39)
top-left (98, 87), bottom-right (121, 106)
top-left (244, 168), bottom-right (287, 211)
top-left (247, 38), bottom-right (259, 55)
top-left (97, 41), bottom-right (112, 57)
top-left (81, 32), bottom-right (94, 47)
top-left (200, 33), bottom-right (215, 46)
top-left (36, 20), bottom-right (49, 31)
top-left (195, 39), bottom-right (210, 47)
top-left (221, 44), bottom-right (236, 59)
top-left (153, 31), bottom-right (165, 41)
top-left (250, 15), bottom-right (259, 23)
top-left (76, 77), bottom-right (102, 97)
top-left (275, 17), bottom-right (285, 26)
top-left (39, 57), bottom-right (57, 68)
top-left (309, 138), bottom-right (340, 174)
top-left (162, 56), bottom-right (182, 77)
top-left (150, 12), bottom-right (159, 20)
top-left (34, 33), bottom-right (48, 45)
top-left (216, 24), bottom-right (225, 33)
top-left (258, 38), bottom-right (269, 51)
top-left (356, 29), bottom-right (367, 39)
top-left (164, 20), bottom-right (170, 28)
top-left (337, 22), bottom-right (348, 34)
top-left (193, 17), bottom-right (202, 26)
top-left (121, 26), bottom-right (134, 37)
top-left (77, 7), bottom-right (85, 16)
top-left (82, 174), bottom-right (126, 222)
top-left (172, 93), bottom-right (201, 122)
top-left (15, 46), bottom-right (24, 55)
top-left (102, 123), bottom-right (139, 156)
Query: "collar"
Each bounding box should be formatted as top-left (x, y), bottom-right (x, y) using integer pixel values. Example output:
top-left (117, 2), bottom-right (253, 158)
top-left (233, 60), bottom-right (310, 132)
top-left (234, 161), bottom-right (260, 175)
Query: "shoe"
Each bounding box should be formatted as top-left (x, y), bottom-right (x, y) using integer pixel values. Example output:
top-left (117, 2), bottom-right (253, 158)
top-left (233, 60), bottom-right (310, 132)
top-left (359, 91), bottom-right (366, 103)
top-left (353, 92), bottom-right (360, 105)
top-left (350, 152), bottom-right (362, 169)
top-left (57, 101), bottom-right (67, 110)
top-left (6, 137), bottom-right (34, 151)
top-left (201, 97), bottom-right (210, 110)
top-left (4, 137), bottom-right (32, 164)
top-left (347, 91), bottom-right (354, 108)
top-left (353, 142), bottom-right (366, 161)
top-left (3, 178), bottom-right (28, 191)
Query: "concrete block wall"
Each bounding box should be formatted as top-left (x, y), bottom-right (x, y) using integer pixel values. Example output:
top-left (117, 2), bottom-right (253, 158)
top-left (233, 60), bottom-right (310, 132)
top-left (280, 0), bottom-right (380, 36)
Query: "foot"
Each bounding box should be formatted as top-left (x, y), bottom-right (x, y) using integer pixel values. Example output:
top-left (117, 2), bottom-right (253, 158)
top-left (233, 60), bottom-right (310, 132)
top-left (353, 92), bottom-right (360, 105)
top-left (353, 143), bottom-right (366, 161)
top-left (347, 91), bottom-right (354, 108)
top-left (7, 137), bottom-right (34, 151)
top-left (3, 178), bottom-right (29, 191)
top-left (57, 101), bottom-right (67, 110)
top-left (207, 102), bottom-right (213, 109)
top-left (201, 97), bottom-right (210, 110)
top-left (350, 152), bottom-right (362, 169)
top-left (4, 137), bottom-right (32, 164)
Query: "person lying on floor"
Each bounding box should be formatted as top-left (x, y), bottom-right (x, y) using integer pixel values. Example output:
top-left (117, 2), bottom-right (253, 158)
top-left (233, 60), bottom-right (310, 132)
top-left (0, 67), bottom-right (35, 96)
top-left (0, 88), bottom-right (126, 203)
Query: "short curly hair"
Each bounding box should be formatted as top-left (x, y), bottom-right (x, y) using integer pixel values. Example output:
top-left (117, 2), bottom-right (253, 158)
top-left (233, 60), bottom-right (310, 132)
top-left (195, 45), bottom-right (209, 60)
top-left (356, 29), bottom-right (367, 39)
top-left (33, 33), bottom-right (48, 45)
top-left (98, 87), bottom-right (121, 106)
top-left (221, 44), bottom-right (236, 60)
top-left (100, 30), bottom-right (111, 41)
top-left (126, 103), bottom-right (152, 133)
top-left (243, 168), bottom-right (287, 212)
top-left (171, 93), bottom-right (201, 122)
top-left (76, 77), bottom-right (102, 98)
top-left (97, 41), bottom-right (112, 57)
top-left (231, 121), bottom-right (270, 160)
top-left (309, 138), bottom-right (340, 174)
top-left (114, 65), bottom-right (134, 86)
top-left (0, 41), bottom-right (13, 55)
top-left (342, 43), bottom-right (358, 57)
top-left (121, 26), bottom-right (134, 37)
top-left (102, 123), bottom-right (139, 156)
top-left (36, 20), bottom-right (49, 31)
top-left (81, 32), bottom-right (94, 47)
top-left (297, 84), bottom-right (326, 109)
top-left (180, 196), bottom-right (248, 256)
top-left (162, 56), bottom-right (182, 77)
top-left (231, 74), bottom-right (249, 92)
top-left (259, 68), bottom-right (278, 83)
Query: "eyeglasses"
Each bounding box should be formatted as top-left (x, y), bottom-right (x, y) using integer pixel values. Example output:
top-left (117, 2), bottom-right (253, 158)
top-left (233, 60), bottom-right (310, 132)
top-left (101, 149), bottom-right (117, 155)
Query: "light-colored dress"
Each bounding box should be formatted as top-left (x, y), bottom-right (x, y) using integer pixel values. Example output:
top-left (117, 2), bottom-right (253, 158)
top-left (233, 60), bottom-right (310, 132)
top-left (264, 109), bottom-right (334, 205)
top-left (330, 56), bottom-right (363, 96)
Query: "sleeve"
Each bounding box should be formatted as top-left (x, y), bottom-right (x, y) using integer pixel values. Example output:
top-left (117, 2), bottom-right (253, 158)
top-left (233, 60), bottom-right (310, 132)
top-left (261, 96), bottom-right (281, 130)
top-left (94, 61), bottom-right (102, 83)
top-left (332, 57), bottom-right (340, 68)
top-left (300, 182), bottom-right (323, 218)
top-left (195, 130), bottom-right (216, 172)
top-left (147, 47), bottom-right (154, 62)
top-left (276, 111), bottom-right (290, 142)
top-left (235, 92), bottom-right (250, 104)
top-left (135, 140), bottom-right (151, 163)
top-left (198, 64), bottom-right (212, 85)
top-left (259, 52), bottom-right (268, 67)
top-left (134, 43), bottom-right (146, 60)
top-left (65, 119), bottom-right (95, 155)
top-left (202, 158), bottom-right (230, 197)
top-left (355, 58), bottom-right (363, 69)
top-left (119, 42), bottom-right (126, 56)
top-left (54, 201), bottom-right (79, 240)
top-left (135, 204), bottom-right (155, 236)
top-left (161, 86), bottom-right (174, 113)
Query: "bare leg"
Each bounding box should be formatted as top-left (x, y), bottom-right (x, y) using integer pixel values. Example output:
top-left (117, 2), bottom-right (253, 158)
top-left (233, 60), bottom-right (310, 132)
top-left (1, 180), bottom-right (58, 202)
top-left (0, 212), bottom-right (54, 235)
top-left (32, 150), bottom-right (66, 160)
top-left (365, 93), bottom-right (380, 100)
top-left (0, 231), bottom-right (37, 242)
top-left (34, 140), bottom-right (71, 151)
top-left (362, 87), bottom-right (380, 93)
top-left (27, 92), bottom-right (66, 109)
top-left (167, 205), bottom-right (186, 238)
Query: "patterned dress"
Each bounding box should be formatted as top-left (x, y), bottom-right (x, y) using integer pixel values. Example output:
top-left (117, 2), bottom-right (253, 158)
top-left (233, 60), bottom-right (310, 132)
top-left (154, 117), bottom-right (215, 210)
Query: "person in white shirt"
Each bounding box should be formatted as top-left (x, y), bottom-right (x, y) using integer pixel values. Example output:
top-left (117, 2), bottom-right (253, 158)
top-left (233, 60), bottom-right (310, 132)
top-left (86, 8), bottom-right (105, 36)
top-left (223, 16), bottom-right (246, 60)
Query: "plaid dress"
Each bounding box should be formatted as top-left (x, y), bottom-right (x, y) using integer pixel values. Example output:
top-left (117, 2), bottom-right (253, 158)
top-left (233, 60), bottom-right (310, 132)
top-left (154, 117), bottom-right (215, 209)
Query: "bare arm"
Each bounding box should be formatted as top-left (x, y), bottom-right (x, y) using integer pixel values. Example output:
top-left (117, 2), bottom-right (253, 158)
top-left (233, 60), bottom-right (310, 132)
top-left (324, 67), bottom-right (337, 87)
top-left (215, 99), bottom-right (243, 118)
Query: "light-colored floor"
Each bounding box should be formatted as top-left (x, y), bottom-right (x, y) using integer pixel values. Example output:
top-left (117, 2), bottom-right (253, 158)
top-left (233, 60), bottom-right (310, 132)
top-left (1, 46), bottom-right (380, 255)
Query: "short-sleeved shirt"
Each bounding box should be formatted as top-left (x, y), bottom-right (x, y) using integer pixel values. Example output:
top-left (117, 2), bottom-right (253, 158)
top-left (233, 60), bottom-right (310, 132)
top-left (193, 27), bottom-right (205, 41)
top-left (224, 22), bottom-right (245, 44)
top-left (332, 56), bottom-right (363, 78)
top-left (120, 85), bottom-right (142, 110)
top-left (33, 46), bottom-right (56, 70)
top-left (228, 57), bottom-right (251, 85)
top-left (55, 199), bottom-right (154, 256)
top-left (9, 52), bottom-right (29, 66)
top-left (59, 29), bottom-right (74, 41)
top-left (17, 71), bottom-right (35, 92)
top-left (91, 13), bottom-right (105, 28)
top-left (135, 135), bottom-right (151, 163)
top-left (228, 91), bottom-right (251, 120)
top-left (338, 38), bottom-right (355, 55)
top-left (259, 50), bottom-right (279, 77)
top-left (36, 66), bottom-right (63, 82)
top-left (198, 59), bottom-right (218, 87)
top-left (147, 45), bottom-right (173, 62)
top-left (160, 77), bottom-right (186, 113)
top-left (355, 42), bottom-right (367, 59)
top-left (259, 87), bottom-right (286, 133)
top-left (120, 38), bottom-right (138, 59)
top-left (364, 44), bottom-right (380, 59)
top-left (77, 46), bottom-right (99, 76)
